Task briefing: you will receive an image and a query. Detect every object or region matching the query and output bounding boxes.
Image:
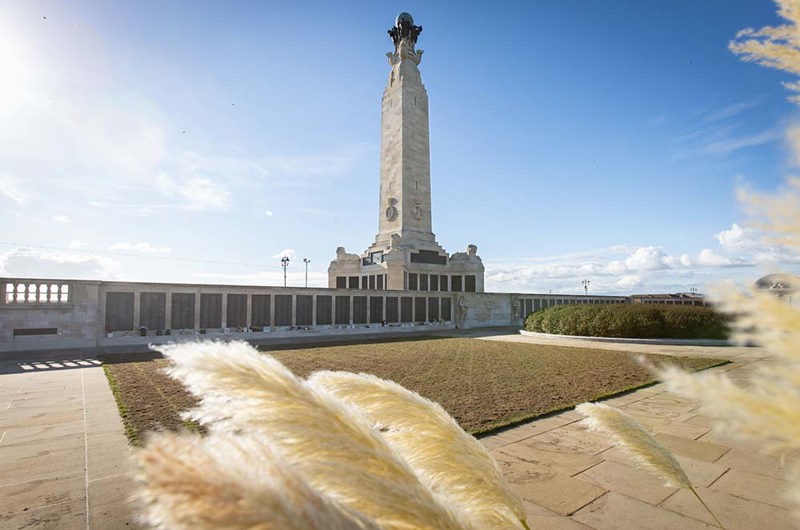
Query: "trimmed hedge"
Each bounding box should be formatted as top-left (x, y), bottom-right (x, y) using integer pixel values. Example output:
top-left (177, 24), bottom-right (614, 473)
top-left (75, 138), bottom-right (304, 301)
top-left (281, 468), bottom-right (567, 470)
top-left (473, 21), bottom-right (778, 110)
top-left (524, 303), bottom-right (729, 339)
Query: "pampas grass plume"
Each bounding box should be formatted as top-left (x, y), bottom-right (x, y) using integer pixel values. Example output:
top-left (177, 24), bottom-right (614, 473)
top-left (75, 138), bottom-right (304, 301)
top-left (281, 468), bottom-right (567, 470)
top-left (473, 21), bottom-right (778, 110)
top-left (576, 403), bottom-right (725, 527)
top-left (155, 341), bottom-right (471, 530)
top-left (729, 0), bottom-right (800, 103)
top-left (136, 432), bottom-right (379, 530)
top-left (576, 402), bottom-right (690, 489)
top-left (309, 371), bottom-right (527, 530)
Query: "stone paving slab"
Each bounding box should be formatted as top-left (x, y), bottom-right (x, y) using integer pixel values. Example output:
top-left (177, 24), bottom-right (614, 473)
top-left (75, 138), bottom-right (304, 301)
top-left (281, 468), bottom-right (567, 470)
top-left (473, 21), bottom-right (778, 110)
top-left (661, 486), bottom-right (798, 530)
top-left (478, 332), bottom-right (798, 529)
top-left (600, 446), bottom-right (729, 489)
top-left (0, 361), bottom-right (140, 530)
top-left (711, 468), bottom-right (793, 509)
top-left (715, 448), bottom-right (788, 479)
top-left (651, 432), bottom-right (730, 463)
top-left (573, 491), bottom-right (716, 530)
top-left (577, 459), bottom-right (678, 505)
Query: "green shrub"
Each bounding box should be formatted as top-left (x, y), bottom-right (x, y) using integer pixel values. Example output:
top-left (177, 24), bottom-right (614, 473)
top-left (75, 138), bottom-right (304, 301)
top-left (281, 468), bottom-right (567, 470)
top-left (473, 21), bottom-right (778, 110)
top-left (524, 303), bottom-right (729, 339)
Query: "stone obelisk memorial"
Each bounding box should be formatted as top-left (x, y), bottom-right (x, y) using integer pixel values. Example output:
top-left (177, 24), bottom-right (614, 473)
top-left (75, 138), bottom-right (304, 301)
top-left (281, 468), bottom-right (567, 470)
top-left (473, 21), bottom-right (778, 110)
top-left (328, 13), bottom-right (484, 292)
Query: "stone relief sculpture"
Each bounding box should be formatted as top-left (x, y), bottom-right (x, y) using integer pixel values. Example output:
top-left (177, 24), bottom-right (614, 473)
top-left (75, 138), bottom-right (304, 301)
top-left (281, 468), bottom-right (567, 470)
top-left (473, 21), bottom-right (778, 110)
top-left (457, 296), bottom-right (468, 323)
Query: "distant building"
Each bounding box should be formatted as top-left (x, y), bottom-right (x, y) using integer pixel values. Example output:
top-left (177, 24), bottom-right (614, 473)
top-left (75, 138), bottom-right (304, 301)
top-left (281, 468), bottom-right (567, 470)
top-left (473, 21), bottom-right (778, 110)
top-left (629, 292), bottom-right (708, 306)
top-left (753, 273), bottom-right (797, 303)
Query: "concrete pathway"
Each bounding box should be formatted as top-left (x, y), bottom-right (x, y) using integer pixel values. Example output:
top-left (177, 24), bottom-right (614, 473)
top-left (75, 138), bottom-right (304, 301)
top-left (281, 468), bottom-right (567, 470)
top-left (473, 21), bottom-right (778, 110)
top-left (0, 333), bottom-right (795, 529)
top-left (0, 359), bottom-right (139, 529)
top-left (478, 332), bottom-right (796, 529)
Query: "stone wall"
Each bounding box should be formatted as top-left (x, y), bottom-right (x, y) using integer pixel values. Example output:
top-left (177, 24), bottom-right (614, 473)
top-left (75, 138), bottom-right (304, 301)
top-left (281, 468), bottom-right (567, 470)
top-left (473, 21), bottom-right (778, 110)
top-left (1, 279), bottom-right (102, 351)
top-left (0, 277), bottom-right (629, 353)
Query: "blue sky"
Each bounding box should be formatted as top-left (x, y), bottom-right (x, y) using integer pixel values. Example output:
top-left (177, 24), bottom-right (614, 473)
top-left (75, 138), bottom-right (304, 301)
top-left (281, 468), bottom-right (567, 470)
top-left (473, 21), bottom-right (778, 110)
top-left (1, 0), bottom-right (799, 294)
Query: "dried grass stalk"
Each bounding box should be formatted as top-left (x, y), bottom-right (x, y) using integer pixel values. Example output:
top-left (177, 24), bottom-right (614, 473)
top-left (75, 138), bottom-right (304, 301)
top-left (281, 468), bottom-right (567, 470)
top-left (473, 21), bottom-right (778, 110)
top-left (729, 0), bottom-right (800, 103)
top-left (154, 341), bottom-right (471, 530)
top-left (136, 432), bottom-right (378, 530)
top-left (576, 403), bottom-right (725, 527)
top-left (309, 371), bottom-right (527, 530)
top-left (576, 402), bottom-right (690, 489)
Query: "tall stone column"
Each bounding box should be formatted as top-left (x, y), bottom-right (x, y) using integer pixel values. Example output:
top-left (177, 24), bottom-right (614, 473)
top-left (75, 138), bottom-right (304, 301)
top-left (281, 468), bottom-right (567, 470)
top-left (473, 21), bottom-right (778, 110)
top-left (327, 13), bottom-right (484, 293)
top-left (376, 13), bottom-right (435, 247)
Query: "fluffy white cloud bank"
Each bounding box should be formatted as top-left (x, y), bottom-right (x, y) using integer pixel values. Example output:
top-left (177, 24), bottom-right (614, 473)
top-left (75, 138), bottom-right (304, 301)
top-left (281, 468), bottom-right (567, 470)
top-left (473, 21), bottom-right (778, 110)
top-left (485, 223), bottom-right (800, 294)
top-left (0, 248), bottom-right (119, 280)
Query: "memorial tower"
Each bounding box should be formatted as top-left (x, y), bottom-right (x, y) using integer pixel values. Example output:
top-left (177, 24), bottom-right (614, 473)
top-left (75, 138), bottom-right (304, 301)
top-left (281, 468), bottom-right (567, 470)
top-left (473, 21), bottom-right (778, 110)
top-left (328, 13), bottom-right (484, 293)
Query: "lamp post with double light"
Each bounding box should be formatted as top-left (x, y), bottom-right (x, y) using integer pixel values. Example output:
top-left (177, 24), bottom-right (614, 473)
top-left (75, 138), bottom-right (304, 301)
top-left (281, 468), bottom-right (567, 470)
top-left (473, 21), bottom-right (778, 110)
top-left (281, 256), bottom-right (290, 287)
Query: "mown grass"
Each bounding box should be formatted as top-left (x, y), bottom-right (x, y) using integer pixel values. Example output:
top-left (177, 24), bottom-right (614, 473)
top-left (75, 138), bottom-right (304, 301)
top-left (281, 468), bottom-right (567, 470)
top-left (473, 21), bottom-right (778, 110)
top-left (102, 337), bottom-right (727, 445)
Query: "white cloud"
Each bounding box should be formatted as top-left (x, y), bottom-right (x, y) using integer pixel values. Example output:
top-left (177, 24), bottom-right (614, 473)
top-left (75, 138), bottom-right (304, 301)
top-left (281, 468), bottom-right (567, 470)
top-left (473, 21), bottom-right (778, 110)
top-left (605, 260), bottom-right (627, 274)
top-left (711, 222), bottom-right (800, 265)
top-left (0, 174), bottom-right (27, 205)
top-left (271, 248), bottom-right (296, 259)
top-left (68, 240), bottom-right (90, 249)
top-left (52, 215), bottom-right (70, 224)
top-left (672, 116), bottom-right (780, 160)
top-left (715, 223), bottom-right (759, 251)
top-left (260, 146), bottom-right (368, 180)
top-left (156, 174), bottom-right (231, 211)
top-left (696, 248), bottom-right (732, 266)
top-left (0, 248), bottom-right (119, 279)
top-left (623, 246), bottom-right (669, 271)
top-left (702, 127), bottom-right (781, 154)
top-left (661, 253), bottom-right (692, 267)
top-left (614, 275), bottom-right (644, 290)
top-left (265, 210), bottom-right (274, 217)
top-left (702, 99), bottom-right (760, 123)
top-left (483, 226), bottom-right (800, 294)
top-left (110, 241), bottom-right (172, 254)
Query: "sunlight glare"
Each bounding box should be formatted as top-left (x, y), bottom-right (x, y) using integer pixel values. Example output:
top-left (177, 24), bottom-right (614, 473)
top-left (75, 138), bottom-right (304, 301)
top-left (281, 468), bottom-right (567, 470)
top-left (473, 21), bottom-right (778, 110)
top-left (0, 20), bottom-right (37, 109)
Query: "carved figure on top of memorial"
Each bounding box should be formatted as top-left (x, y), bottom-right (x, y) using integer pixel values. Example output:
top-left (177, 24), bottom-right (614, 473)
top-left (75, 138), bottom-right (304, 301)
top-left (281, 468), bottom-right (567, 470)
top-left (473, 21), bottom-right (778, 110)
top-left (335, 247), bottom-right (361, 263)
top-left (387, 12), bottom-right (423, 67)
top-left (451, 244), bottom-right (482, 263)
top-left (389, 233), bottom-right (404, 252)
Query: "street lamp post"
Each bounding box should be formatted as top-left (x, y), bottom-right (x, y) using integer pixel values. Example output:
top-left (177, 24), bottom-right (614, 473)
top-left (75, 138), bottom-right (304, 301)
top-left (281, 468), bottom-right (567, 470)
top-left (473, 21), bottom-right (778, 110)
top-left (281, 256), bottom-right (290, 287)
top-left (303, 258), bottom-right (310, 288)
top-left (581, 279), bottom-right (590, 295)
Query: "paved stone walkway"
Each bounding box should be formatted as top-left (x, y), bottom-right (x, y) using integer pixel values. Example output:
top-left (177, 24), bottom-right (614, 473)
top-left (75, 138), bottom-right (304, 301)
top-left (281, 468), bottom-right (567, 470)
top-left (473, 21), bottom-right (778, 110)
top-left (0, 359), bottom-right (139, 529)
top-left (478, 332), bottom-right (796, 529)
top-left (0, 333), bottom-right (795, 529)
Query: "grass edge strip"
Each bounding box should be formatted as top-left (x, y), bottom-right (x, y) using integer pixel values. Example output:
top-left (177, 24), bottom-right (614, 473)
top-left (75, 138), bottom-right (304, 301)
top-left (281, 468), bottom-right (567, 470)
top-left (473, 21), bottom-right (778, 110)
top-left (102, 363), bottom-right (141, 446)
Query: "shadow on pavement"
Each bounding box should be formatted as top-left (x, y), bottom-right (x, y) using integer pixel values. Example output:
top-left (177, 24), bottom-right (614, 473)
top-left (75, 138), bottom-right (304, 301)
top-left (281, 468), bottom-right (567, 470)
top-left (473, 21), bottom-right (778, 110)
top-left (0, 358), bottom-right (103, 375)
